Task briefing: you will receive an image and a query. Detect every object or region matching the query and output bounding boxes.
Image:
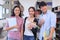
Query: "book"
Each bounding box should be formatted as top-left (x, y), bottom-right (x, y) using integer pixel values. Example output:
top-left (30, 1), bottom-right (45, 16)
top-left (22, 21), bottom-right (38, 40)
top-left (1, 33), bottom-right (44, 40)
top-left (6, 17), bottom-right (18, 31)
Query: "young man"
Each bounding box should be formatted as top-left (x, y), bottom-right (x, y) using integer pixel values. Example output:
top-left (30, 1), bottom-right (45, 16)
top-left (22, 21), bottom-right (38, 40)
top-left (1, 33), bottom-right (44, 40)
top-left (38, 1), bottom-right (56, 40)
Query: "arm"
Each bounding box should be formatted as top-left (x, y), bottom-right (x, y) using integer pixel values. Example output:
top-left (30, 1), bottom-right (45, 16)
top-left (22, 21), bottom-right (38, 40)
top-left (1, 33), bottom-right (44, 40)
top-left (4, 21), bottom-right (17, 31)
top-left (38, 18), bottom-right (45, 27)
top-left (20, 20), bottom-right (24, 40)
top-left (48, 14), bottom-right (56, 40)
top-left (49, 27), bottom-right (55, 39)
top-left (4, 25), bottom-right (16, 31)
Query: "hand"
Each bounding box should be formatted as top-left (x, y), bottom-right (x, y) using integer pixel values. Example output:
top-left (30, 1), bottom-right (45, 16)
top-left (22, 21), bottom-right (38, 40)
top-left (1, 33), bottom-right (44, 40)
top-left (39, 18), bottom-right (45, 26)
top-left (28, 22), bottom-right (36, 29)
top-left (30, 22), bottom-right (36, 27)
top-left (13, 25), bottom-right (19, 29)
top-left (28, 25), bottom-right (32, 29)
top-left (47, 35), bottom-right (52, 40)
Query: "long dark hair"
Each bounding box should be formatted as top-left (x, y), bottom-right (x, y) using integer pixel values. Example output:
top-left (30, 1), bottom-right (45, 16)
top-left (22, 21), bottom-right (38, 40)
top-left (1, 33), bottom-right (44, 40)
top-left (28, 7), bottom-right (35, 17)
top-left (11, 6), bottom-right (22, 17)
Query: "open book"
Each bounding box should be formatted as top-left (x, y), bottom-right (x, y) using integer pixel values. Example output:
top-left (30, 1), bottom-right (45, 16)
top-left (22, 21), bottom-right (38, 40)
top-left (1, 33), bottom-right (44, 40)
top-left (6, 17), bottom-right (18, 31)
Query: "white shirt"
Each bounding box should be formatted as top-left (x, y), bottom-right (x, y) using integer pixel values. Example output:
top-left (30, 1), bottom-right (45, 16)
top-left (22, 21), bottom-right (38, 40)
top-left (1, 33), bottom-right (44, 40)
top-left (24, 19), bottom-right (34, 36)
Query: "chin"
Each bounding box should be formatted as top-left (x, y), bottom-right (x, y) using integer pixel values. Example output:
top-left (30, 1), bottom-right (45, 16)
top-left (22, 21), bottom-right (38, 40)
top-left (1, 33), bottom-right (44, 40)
top-left (16, 15), bottom-right (19, 16)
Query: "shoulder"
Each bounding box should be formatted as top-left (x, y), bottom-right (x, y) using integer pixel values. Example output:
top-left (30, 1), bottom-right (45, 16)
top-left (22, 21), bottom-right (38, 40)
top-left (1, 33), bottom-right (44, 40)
top-left (24, 17), bottom-right (28, 21)
top-left (50, 12), bottom-right (56, 17)
top-left (38, 14), bottom-right (43, 19)
top-left (47, 10), bottom-right (56, 16)
top-left (39, 14), bottom-right (42, 17)
top-left (20, 17), bottom-right (24, 21)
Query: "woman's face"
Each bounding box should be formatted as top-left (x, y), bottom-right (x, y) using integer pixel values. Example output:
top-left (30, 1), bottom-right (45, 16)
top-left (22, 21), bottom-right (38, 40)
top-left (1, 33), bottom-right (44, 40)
top-left (29, 8), bottom-right (35, 16)
top-left (14, 7), bottom-right (20, 16)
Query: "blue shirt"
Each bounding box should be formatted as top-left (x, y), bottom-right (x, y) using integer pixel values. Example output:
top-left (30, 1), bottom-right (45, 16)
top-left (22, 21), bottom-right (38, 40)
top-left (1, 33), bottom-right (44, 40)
top-left (38, 10), bottom-right (56, 40)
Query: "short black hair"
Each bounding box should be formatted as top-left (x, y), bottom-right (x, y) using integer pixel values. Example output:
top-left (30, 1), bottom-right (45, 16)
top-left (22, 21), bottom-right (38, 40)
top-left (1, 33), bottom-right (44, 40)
top-left (11, 6), bottom-right (22, 17)
top-left (39, 1), bottom-right (47, 8)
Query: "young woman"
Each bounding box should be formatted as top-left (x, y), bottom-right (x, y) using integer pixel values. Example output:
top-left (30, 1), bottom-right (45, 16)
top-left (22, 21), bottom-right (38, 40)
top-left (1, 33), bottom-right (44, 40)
top-left (23, 7), bottom-right (38, 40)
top-left (4, 6), bottom-right (23, 40)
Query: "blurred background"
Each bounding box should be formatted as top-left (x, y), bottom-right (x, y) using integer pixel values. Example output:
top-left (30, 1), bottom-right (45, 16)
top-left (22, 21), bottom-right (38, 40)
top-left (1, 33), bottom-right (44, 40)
top-left (0, 0), bottom-right (60, 40)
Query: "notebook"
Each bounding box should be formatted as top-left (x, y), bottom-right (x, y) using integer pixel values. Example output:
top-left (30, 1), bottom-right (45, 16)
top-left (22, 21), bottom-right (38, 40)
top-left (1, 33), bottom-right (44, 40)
top-left (6, 17), bottom-right (18, 31)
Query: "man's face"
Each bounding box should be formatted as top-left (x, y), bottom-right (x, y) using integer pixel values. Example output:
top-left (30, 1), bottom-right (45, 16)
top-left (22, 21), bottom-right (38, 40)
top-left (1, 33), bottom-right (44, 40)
top-left (40, 6), bottom-right (47, 13)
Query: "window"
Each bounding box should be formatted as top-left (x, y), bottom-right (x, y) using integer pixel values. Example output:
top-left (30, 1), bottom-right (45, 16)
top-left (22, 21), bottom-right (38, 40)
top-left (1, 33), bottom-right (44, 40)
top-left (0, 5), bottom-right (3, 19)
top-left (6, 9), bottom-right (9, 14)
top-left (2, 7), bottom-right (5, 14)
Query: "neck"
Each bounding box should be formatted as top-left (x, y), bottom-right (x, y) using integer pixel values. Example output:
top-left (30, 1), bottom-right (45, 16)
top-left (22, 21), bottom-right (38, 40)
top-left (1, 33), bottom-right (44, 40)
top-left (43, 11), bottom-right (47, 14)
top-left (29, 15), bottom-right (34, 18)
top-left (15, 15), bottom-right (19, 17)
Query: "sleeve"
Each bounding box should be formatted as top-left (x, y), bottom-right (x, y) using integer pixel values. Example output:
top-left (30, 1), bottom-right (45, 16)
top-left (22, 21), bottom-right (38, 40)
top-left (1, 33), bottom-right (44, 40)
top-left (50, 13), bottom-right (56, 28)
